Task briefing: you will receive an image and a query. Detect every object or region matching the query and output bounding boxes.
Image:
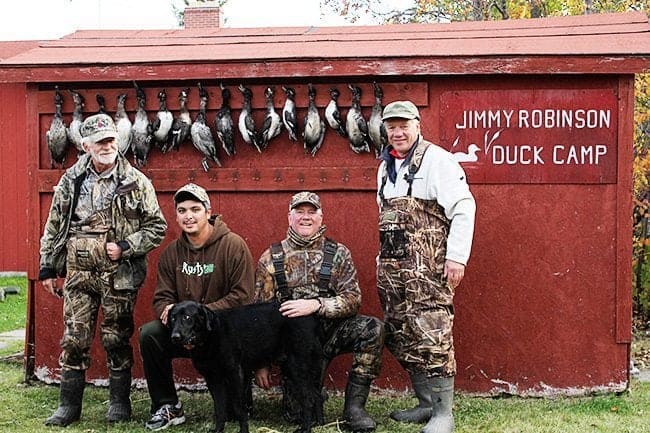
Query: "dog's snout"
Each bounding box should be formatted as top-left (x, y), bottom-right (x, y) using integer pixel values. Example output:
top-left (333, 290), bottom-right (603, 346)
top-left (170, 332), bottom-right (181, 343)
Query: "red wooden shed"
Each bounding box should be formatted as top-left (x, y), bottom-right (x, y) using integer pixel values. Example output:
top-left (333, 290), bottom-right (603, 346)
top-left (0, 40), bottom-right (39, 272)
top-left (1, 11), bottom-right (649, 396)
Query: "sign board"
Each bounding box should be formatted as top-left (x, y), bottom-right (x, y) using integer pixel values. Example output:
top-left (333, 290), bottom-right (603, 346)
top-left (439, 89), bottom-right (617, 183)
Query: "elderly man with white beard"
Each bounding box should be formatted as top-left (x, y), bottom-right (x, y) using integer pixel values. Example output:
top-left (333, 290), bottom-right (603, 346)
top-left (39, 113), bottom-right (167, 427)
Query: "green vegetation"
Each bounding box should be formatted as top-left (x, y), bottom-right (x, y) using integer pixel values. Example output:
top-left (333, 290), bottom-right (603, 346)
top-left (0, 359), bottom-right (648, 433)
top-left (0, 276), bottom-right (27, 333)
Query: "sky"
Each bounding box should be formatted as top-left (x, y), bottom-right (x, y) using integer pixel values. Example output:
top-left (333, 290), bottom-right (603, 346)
top-left (0, 0), bottom-right (372, 41)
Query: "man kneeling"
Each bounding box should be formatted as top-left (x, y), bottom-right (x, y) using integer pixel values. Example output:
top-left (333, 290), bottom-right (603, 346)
top-left (254, 191), bottom-right (385, 432)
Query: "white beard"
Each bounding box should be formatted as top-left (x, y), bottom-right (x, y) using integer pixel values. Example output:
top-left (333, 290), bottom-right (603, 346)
top-left (89, 148), bottom-right (118, 166)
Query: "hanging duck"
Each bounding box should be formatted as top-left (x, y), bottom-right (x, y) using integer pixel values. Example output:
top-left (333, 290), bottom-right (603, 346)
top-left (114, 93), bottom-right (133, 156)
top-left (67, 90), bottom-right (85, 155)
top-left (191, 82), bottom-right (221, 172)
top-left (303, 83), bottom-right (326, 157)
top-left (346, 84), bottom-right (371, 154)
top-left (325, 87), bottom-right (346, 138)
top-left (151, 89), bottom-right (174, 153)
top-left (46, 86), bottom-right (68, 169)
top-left (238, 84), bottom-right (260, 152)
top-left (281, 86), bottom-right (298, 141)
top-left (95, 93), bottom-right (108, 115)
top-left (132, 81), bottom-right (153, 167)
top-left (170, 88), bottom-right (192, 152)
top-left (257, 86), bottom-right (282, 151)
top-left (368, 82), bottom-right (388, 158)
top-left (214, 83), bottom-right (235, 156)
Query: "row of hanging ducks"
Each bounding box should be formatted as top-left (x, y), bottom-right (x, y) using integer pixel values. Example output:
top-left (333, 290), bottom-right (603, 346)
top-left (46, 82), bottom-right (389, 172)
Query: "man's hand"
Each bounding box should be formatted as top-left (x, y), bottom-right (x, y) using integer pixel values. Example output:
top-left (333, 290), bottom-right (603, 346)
top-left (255, 367), bottom-right (271, 389)
top-left (160, 304), bottom-right (174, 325)
top-left (42, 278), bottom-right (63, 298)
top-left (106, 242), bottom-right (123, 261)
top-left (444, 260), bottom-right (465, 288)
top-left (279, 299), bottom-right (320, 318)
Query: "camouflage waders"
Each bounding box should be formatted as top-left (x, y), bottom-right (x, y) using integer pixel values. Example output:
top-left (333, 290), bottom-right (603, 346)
top-left (60, 209), bottom-right (136, 371)
top-left (377, 148), bottom-right (456, 377)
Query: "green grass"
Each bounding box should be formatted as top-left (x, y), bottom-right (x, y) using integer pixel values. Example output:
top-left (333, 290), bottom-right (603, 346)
top-left (0, 276), bottom-right (27, 333)
top-left (0, 359), bottom-right (648, 433)
top-left (1, 275), bottom-right (649, 432)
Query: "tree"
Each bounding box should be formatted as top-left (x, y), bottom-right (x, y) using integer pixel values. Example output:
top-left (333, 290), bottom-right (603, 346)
top-left (322, 0), bottom-right (649, 22)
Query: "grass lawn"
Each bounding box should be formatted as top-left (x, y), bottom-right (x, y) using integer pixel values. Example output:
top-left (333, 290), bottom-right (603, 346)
top-left (0, 358), bottom-right (648, 433)
top-left (0, 276), bottom-right (27, 358)
top-left (0, 276), bottom-right (27, 333)
top-left (1, 276), bottom-right (649, 432)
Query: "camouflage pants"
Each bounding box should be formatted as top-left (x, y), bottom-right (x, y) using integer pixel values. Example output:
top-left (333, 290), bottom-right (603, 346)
top-left (60, 268), bottom-right (137, 371)
top-left (377, 194), bottom-right (455, 377)
top-left (377, 259), bottom-right (455, 377)
top-left (321, 314), bottom-right (384, 380)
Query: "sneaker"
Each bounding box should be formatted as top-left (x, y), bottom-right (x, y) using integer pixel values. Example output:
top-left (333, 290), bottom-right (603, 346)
top-left (144, 402), bottom-right (186, 431)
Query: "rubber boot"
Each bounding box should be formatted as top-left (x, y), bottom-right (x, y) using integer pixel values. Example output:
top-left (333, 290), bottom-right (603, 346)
top-left (106, 369), bottom-right (132, 422)
top-left (421, 376), bottom-right (454, 433)
top-left (390, 372), bottom-right (433, 423)
top-left (44, 369), bottom-right (85, 426)
top-left (343, 374), bottom-right (376, 432)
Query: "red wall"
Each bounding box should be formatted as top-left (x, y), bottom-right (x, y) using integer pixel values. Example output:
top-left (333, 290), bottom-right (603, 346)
top-left (28, 74), bottom-right (633, 395)
top-left (0, 83), bottom-right (28, 272)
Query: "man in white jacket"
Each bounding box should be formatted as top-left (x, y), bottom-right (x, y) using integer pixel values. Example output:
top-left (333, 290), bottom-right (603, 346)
top-left (376, 101), bottom-right (476, 433)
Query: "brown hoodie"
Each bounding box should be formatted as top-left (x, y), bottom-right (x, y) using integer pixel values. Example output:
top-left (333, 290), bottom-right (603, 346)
top-left (152, 216), bottom-right (255, 318)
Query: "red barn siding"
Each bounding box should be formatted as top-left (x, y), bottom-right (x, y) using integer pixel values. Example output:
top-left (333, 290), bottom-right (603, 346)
top-left (0, 83), bottom-right (28, 271)
top-left (0, 41), bottom-right (39, 272)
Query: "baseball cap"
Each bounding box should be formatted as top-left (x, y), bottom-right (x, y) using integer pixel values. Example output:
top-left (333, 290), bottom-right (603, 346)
top-left (382, 101), bottom-right (420, 121)
top-left (174, 183), bottom-right (211, 209)
top-left (289, 191), bottom-right (321, 211)
top-left (80, 113), bottom-right (119, 143)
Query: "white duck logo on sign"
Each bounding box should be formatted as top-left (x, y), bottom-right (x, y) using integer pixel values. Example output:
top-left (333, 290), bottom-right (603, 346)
top-left (450, 128), bottom-right (504, 163)
top-left (452, 143), bottom-right (480, 162)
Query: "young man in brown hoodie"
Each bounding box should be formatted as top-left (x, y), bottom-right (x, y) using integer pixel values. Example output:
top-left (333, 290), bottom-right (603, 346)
top-left (139, 183), bottom-right (255, 431)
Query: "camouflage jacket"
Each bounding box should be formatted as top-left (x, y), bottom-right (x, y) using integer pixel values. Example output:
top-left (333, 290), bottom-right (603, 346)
top-left (255, 235), bottom-right (361, 319)
top-left (39, 153), bottom-right (167, 290)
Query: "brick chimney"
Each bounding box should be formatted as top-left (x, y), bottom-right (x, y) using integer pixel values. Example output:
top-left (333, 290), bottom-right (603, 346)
top-left (184, 3), bottom-right (222, 30)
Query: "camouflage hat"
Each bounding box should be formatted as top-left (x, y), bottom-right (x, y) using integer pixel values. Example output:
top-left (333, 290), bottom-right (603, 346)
top-left (174, 183), bottom-right (211, 209)
top-left (80, 113), bottom-right (119, 143)
top-left (382, 100), bottom-right (420, 121)
top-left (289, 191), bottom-right (321, 211)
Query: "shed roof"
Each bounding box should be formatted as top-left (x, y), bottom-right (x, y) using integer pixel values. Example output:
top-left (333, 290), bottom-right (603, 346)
top-left (1, 11), bottom-right (649, 82)
top-left (0, 41), bottom-right (40, 61)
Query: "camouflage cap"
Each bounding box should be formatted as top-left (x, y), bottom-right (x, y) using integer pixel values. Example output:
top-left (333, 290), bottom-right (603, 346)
top-left (174, 183), bottom-right (211, 209)
top-left (80, 113), bottom-right (119, 143)
top-left (289, 191), bottom-right (321, 211)
top-left (382, 100), bottom-right (420, 121)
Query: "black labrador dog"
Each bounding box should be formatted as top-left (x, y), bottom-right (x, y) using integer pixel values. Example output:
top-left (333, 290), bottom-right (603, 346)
top-left (168, 300), bottom-right (323, 433)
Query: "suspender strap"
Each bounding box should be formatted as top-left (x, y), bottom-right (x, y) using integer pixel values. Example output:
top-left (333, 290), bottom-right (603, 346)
top-left (405, 140), bottom-right (430, 197)
top-left (270, 242), bottom-right (290, 302)
top-left (271, 238), bottom-right (338, 301)
top-left (318, 238), bottom-right (338, 297)
top-left (379, 172), bottom-right (388, 201)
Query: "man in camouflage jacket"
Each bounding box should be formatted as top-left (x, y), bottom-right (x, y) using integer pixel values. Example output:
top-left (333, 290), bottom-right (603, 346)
top-left (39, 113), bottom-right (167, 427)
top-left (255, 191), bottom-right (384, 432)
